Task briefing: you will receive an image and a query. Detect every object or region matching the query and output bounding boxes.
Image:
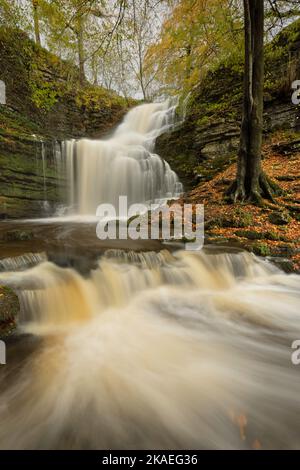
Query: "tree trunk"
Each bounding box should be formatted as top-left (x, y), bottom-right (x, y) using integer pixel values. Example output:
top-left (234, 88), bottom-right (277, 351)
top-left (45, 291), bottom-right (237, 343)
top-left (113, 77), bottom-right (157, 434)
top-left (32, 0), bottom-right (41, 46)
top-left (76, 15), bottom-right (85, 86)
top-left (226, 0), bottom-right (280, 203)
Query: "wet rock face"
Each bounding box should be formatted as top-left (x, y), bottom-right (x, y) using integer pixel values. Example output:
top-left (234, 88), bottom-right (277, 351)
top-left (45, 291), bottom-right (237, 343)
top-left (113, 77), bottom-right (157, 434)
top-left (155, 127), bottom-right (199, 190)
top-left (3, 230), bottom-right (34, 242)
top-left (0, 28), bottom-right (130, 219)
top-left (0, 286), bottom-right (19, 337)
top-left (0, 134), bottom-right (65, 219)
top-left (157, 101), bottom-right (300, 191)
top-left (0, 29), bottom-right (128, 141)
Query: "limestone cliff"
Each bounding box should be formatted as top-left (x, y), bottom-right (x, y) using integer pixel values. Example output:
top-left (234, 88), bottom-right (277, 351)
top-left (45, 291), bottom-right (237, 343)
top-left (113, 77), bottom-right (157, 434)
top-left (0, 28), bottom-right (131, 218)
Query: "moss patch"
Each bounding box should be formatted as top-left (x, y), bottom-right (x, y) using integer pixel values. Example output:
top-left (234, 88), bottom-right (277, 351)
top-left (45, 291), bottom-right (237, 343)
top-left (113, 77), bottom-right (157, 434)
top-left (0, 286), bottom-right (19, 337)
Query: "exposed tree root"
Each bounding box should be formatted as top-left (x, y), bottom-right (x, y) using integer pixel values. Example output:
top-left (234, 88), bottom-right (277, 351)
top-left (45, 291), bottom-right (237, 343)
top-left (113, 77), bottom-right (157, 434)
top-left (225, 172), bottom-right (282, 205)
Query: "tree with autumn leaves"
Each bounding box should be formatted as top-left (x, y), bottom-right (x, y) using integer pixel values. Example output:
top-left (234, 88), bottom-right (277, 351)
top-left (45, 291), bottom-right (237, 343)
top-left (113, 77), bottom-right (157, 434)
top-left (1, 0), bottom-right (299, 204)
top-left (146, 0), bottom-right (243, 95)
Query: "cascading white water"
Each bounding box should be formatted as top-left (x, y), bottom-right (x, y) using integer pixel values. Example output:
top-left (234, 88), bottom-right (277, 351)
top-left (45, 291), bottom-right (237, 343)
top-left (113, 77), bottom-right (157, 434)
top-left (65, 100), bottom-right (183, 215)
top-left (3, 98), bottom-right (300, 450)
top-left (0, 249), bottom-right (300, 449)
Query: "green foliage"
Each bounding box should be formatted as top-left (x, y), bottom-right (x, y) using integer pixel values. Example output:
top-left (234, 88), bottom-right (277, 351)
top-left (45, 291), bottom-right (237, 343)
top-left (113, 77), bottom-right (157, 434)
top-left (29, 70), bottom-right (59, 111)
top-left (234, 230), bottom-right (264, 240)
top-left (268, 210), bottom-right (292, 226)
top-left (264, 230), bottom-right (281, 241)
top-left (264, 19), bottom-right (300, 99)
top-left (252, 242), bottom-right (271, 257)
top-left (222, 207), bottom-right (254, 228)
top-left (0, 0), bottom-right (29, 30)
top-left (268, 18), bottom-right (300, 53)
top-left (215, 47), bottom-right (244, 75)
top-left (182, 18), bottom-right (300, 133)
top-left (75, 86), bottom-right (128, 111)
top-left (233, 208), bottom-right (254, 227)
top-left (209, 208), bottom-right (254, 229)
top-left (196, 116), bottom-right (210, 127)
top-left (147, 0), bottom-right (243, 95)
top-left (0, 23), bottom-right (130, 115)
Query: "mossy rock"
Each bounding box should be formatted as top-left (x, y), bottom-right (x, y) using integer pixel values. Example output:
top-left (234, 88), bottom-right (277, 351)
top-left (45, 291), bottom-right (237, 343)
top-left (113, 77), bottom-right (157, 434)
top-left (234, 229), bottom-right (289, 242)
top-left (268, 210), bottom-right (291, 225)
top-left (213, 208), bottom-right (254, 229)
top-left (273, 244), bottom-right (297, 257)
top-left (264, 231), bottom-right (290, 242)
top-left (0, 286), bottom-right (19, 337)
top-left (205, 236), bottom-right (230, 245)
top-left (264, 230), bottom-right (281, 241)
top-left (293, 213), bottom-right (300, 222)
top-left (269, 257), bottom-right (296, 273)
top-left (235, 230), bottom-right (265, 240)
top-left (252, 242), bottom-right (272, 257)
top-left (4, 230), bottom-right (34, 242)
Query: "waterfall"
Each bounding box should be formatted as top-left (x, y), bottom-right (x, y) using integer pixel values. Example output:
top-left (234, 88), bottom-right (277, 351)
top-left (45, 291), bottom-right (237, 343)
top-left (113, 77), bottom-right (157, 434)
top-left (30, 136), bottom-right (65, 214)
top-left (41, 141), bottom-right (46, 195)
top-left (4, 99), bottom-right (300, 450)
top-left (0, 252), bottom-right (47, 272)
top-left (0, 249), bottom-right (300, 449)
top-left (65, 100), bottom-right (183, 215)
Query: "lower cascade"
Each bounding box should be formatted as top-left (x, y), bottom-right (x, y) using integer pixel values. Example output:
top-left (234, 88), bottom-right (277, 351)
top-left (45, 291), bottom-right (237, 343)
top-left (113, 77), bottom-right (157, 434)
top-left (0, 249), bottom-right (300, 449)
top-left (64, 100), bottom-right (183, 215)
top-left (2, 0), bottom-right (300, 456)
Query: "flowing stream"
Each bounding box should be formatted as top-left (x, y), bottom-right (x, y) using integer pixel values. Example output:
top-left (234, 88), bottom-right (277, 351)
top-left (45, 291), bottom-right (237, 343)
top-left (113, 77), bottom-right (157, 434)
top-left (64, 100), bottom-right (182, 215)
top-left (0, 100), bottom-right (300, 449)
top-left (0, 249), bottom-right (300, 449)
